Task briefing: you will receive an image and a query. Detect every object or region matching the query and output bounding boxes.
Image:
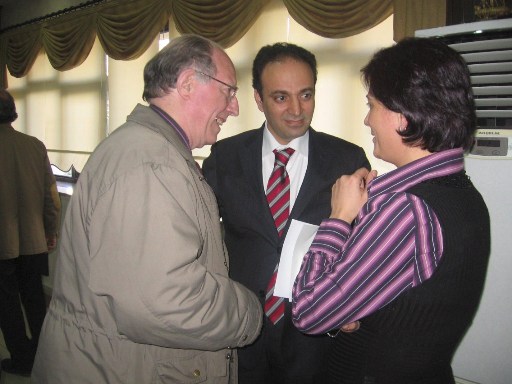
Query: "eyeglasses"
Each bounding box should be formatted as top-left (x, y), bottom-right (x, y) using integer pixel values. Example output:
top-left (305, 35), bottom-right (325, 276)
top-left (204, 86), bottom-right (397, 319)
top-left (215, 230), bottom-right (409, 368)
top-left (196, 71), bottom-right (238, 100)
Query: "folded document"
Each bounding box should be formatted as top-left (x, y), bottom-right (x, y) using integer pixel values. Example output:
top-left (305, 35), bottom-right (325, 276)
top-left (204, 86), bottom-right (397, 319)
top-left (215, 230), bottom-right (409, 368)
top-left (274, 219), bottom-right (319, 301)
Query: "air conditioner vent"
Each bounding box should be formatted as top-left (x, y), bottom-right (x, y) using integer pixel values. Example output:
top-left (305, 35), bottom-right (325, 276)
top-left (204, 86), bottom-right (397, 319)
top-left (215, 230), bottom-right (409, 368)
top-left (415, 19), bottom-right (512, 130)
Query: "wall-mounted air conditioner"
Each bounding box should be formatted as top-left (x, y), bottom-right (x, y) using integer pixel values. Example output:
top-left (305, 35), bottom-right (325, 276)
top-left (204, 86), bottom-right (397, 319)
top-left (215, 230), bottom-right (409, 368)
top-left (416, 18), bottom-right (512, 159)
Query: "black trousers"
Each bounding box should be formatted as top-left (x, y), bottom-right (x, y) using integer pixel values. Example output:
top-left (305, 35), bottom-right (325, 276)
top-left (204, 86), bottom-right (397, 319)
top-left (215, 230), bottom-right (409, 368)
top-left (0, 253), bottom-right (48, 367)
top-left (237, 304), bottom-right (333, 384)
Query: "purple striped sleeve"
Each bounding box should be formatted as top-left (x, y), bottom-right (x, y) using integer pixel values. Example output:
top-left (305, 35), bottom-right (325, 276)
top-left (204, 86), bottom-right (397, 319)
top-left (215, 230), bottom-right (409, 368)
top-left (291, 151), bottom-right (458, 335)
top-left (409, 194), bottom-right (443, 284)
top-left (309, 219), bottom-right (351, 257)
top-left (293, 193), bottom-right (419, 334)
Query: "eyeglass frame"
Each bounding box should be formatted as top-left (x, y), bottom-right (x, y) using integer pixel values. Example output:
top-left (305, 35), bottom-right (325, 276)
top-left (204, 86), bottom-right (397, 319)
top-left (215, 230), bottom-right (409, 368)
top-left (195, 70), bottom-right (238, 100)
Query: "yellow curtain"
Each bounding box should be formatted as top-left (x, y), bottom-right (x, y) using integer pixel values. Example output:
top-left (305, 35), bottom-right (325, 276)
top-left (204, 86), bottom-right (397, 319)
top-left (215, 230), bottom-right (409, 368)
top-left (96, 0), bottom-right (172, 60)
top-left (1, 23), bottom-right (43, 79)
top-left (283, 0), bottom-right (392, 38)
top-left (0, 0), bottom-right (446, 88)
top-left (393, 0), bottom-right (446, 41)
top-left (171, 0), bottom-right (271, 47)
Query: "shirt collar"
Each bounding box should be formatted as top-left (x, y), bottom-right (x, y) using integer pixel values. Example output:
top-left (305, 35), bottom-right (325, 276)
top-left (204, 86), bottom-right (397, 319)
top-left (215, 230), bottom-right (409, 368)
top-left (262, 122), bottom-right (309, 158)
top-left (149, 104), bottom-right (191, 150)
top-left (369, 148), bottom-right (465, 197)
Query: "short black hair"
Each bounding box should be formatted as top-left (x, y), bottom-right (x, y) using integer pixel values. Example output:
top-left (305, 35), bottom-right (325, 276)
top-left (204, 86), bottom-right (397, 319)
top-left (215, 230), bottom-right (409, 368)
top-left (0, 88), bottom-right (18, 124)
top-left (361, 37), bottom-right (476, 152)
top-left (252, 42), bottom-right (317, 98)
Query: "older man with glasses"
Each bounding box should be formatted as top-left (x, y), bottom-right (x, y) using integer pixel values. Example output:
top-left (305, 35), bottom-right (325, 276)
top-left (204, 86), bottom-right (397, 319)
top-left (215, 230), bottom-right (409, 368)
top-left (31, 34), bottom-right (263, 384)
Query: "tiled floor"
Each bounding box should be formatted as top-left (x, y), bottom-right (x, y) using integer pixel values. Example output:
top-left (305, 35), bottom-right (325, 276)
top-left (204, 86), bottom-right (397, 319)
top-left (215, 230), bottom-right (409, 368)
top-left (0, 331), bottom-right (31, 384)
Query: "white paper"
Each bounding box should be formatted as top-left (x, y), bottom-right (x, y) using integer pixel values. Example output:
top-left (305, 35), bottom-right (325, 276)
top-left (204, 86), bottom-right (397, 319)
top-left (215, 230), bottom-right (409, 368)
top-left (274, 219), bottom-right (319, 301)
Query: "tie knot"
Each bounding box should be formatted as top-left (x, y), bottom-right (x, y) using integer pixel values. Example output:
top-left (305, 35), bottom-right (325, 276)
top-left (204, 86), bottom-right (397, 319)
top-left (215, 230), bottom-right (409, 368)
top-left (273, 147), bottom-right (295, 167)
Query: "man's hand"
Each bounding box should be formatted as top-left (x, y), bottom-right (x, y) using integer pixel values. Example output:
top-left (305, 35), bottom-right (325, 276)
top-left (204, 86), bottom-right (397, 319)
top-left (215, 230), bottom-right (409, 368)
top-left (47, 234), bottom-right (58, 251)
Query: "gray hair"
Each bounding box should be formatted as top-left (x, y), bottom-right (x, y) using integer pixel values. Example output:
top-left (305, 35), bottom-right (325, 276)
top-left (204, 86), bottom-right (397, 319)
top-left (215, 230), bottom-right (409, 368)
top-left (142, 34), bottom-right (221, 101)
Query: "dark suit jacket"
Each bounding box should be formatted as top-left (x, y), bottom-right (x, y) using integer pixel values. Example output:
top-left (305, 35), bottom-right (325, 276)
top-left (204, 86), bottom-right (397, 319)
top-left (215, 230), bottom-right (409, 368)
top-left (204, 126), bottom-right (370, 294)
top-left (203, 125), bottom-right (370, 381)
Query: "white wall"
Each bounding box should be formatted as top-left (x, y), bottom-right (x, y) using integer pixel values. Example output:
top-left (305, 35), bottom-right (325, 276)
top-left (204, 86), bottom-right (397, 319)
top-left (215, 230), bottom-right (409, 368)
top-left (452, 157), bottom-right (512, 384)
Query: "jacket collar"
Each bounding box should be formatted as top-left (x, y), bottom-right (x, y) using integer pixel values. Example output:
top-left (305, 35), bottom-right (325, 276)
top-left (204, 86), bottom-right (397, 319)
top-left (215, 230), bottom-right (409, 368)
top-left (127, 104), bottom-right (196, 166)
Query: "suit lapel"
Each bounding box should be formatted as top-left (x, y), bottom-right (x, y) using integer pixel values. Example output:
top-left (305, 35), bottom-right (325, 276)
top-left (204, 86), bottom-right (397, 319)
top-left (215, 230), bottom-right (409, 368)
top-left (290, 129), bottom-right (330, 220)
top-left (239, 129), bottom-right (265, 202)
top-left (240, 128), bottom-right (332, 241)
top-left (239, 126), bottom-right (279, 240)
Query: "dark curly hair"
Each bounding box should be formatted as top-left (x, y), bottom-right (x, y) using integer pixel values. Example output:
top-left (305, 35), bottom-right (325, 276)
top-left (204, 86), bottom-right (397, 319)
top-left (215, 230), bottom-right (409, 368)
top-left (252, 42), bottom-right (317, 98)
top-left (361, 37), bottom-right (476, 152)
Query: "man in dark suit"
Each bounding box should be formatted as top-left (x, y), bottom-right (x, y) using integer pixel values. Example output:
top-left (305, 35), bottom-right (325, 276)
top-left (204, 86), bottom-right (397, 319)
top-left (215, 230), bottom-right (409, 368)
top-left (203, 43), bottom-right (370, 384)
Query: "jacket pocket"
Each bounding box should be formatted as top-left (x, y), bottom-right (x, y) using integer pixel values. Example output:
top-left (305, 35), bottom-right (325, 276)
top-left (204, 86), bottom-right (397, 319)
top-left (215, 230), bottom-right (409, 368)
top-left (153, 353), bottom-right (208, 384)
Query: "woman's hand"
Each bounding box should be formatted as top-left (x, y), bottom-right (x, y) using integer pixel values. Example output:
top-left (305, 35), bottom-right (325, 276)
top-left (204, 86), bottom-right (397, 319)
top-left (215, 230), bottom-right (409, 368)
top-left (341, 321), bottom-right (360, 333)
top-left (330, 168), bottom-right (377, 223)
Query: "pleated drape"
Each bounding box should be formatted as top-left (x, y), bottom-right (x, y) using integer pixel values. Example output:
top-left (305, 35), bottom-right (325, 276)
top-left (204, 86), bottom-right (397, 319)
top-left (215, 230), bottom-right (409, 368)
top-left (0, 0), bottom-right (445, 88)
top-left (282, 0), bottom-right (392, 38)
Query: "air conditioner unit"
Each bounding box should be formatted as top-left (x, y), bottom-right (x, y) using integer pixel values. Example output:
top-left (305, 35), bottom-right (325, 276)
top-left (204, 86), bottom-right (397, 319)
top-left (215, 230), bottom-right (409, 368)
top-left (416, 19), bottom-right (512, 158)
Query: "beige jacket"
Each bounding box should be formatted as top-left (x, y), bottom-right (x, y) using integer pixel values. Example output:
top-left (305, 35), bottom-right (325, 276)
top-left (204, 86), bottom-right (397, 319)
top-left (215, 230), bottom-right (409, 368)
top-left (32, 105), bottom-right (263, 383)
top-left (0, 124), bottom-right (60, 259)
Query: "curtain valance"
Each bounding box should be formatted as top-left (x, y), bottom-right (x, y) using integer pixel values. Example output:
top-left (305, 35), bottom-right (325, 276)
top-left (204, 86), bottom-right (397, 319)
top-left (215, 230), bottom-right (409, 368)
top-left (0, 0), bottom-right (446, 88)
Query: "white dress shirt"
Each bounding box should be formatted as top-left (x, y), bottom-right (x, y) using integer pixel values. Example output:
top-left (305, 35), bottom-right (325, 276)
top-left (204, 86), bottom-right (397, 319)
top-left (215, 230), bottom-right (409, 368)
top-left (262, 124), bottom-right (309, 211)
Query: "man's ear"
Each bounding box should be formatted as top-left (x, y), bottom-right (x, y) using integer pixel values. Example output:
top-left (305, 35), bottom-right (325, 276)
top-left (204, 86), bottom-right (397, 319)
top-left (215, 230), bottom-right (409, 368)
top-left (176, 68), bottom-right (197, 99)
top-left (254, 89), bottom-right (264, 112)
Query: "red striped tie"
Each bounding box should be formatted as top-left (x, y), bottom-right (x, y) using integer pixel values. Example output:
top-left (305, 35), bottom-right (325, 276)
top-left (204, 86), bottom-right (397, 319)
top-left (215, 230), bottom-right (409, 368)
top-left (264, 147), bottom-right (294, 324)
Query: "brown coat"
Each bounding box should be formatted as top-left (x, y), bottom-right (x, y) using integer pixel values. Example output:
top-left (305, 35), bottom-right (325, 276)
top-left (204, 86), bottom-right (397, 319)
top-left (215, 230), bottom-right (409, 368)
top-left (0, 124), bottom-right (60, 259)
top-left (32, 105), bottom-right (263, 384)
